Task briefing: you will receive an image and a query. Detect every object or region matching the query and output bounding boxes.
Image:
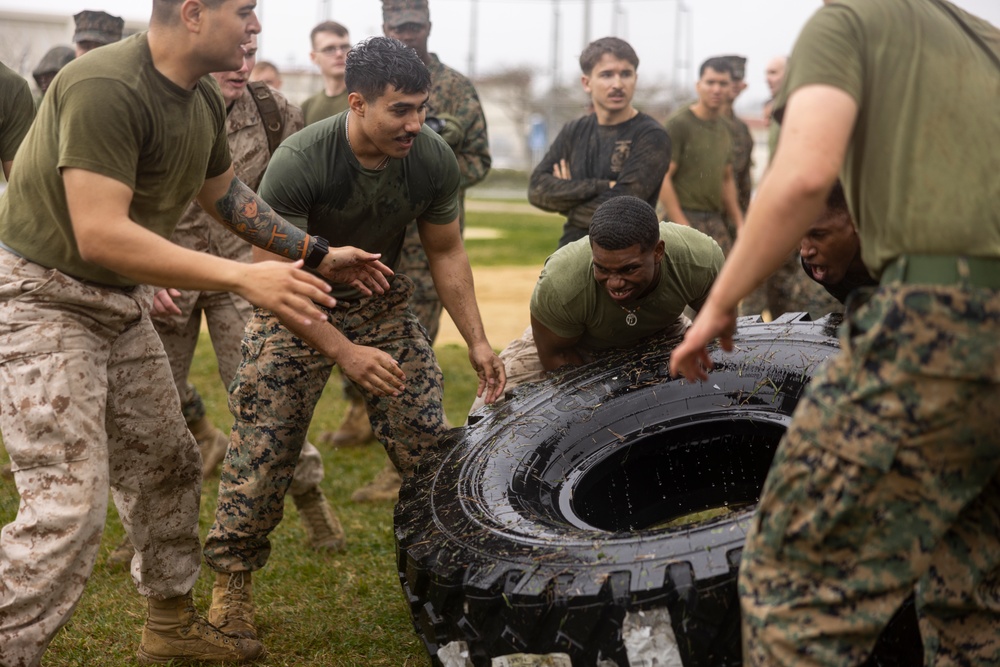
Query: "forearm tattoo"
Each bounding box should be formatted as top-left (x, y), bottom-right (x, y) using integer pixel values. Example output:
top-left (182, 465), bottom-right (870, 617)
top-left (214, 177), bottom-right (314, 260)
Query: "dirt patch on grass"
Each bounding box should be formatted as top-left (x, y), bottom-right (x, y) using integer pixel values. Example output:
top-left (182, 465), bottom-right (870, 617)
top-left (438, 265), bottom-right (541, 349)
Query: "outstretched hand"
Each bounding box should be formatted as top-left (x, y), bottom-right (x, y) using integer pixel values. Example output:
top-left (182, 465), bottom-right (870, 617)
top-left (469, 342), bottom-right (507, 405)
top-left (669, 301), bottom-right (738, 382)
top-left (318, 246), bottom-right (394, 296)
top-left (237, 259), bottom-right (336, 326)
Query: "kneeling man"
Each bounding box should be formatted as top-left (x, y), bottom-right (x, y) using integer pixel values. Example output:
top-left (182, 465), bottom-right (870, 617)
top-left (470, 195), bottom-right (723, 414)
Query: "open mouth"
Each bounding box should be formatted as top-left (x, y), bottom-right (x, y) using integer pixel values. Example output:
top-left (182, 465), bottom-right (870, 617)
top-left (806, 263), bottom-right (829, 283)
top-left (608, 287), bottom-right (634, 302)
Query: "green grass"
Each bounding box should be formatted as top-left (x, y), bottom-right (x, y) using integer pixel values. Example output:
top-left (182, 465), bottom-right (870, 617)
top-left (0, 205), bottom-right (557, 665)
top-left (464, 209), bottom-right (563, 267)
top-left (0, 338), bottom-right (488, 666)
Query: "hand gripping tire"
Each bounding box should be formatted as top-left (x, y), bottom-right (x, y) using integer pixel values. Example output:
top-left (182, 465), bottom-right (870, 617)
top-left (395, 313), bottom-right (919, 666)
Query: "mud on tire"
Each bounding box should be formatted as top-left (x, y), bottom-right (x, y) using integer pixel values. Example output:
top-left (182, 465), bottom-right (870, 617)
top-left (395, 313), bottom-right (918, 666)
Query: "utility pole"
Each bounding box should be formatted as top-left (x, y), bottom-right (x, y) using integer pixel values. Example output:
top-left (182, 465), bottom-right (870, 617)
top-left (611, 0), bottom-right (623, 36)
top-left (582, 0), bottom-right (592, 48)
top-left (467, 0), bottom-right (478, 78)
top-left (673, 0), bottom-right (688, 94)
top-left (551, 0), bottom-right (561, 91)
top-left (318, 0), bottom-right (331, 22)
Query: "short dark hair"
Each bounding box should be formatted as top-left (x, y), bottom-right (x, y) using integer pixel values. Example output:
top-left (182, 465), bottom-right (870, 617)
top-left (699, 57), bottom-right (733, 79)
top-left (579, 37), bottom-right (639, 74)
top-left (826, 181), bottom-right (848, 214)
top-left (311, 20), bottom-right (349, 47)
top-left (589, 196), bottom-right (660, 252)
top-left (151, 0), bottom-right (225, 24)
top-left (345, 37), bottom-right (431, 102)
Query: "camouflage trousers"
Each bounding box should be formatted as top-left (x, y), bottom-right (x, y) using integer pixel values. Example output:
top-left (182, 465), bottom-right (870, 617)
top-left (153, 287), bottom-right (323, 493)
top-left (740, 283), bottom-right (1000, 666)
top-left (203, 276), bottom-right (447, 572)
top-left (0, 249), bottom-right (202, 666)
top-left (340, 219), bottom-right (442, 403)
top-left (683, 209), bottom-right (733, 256)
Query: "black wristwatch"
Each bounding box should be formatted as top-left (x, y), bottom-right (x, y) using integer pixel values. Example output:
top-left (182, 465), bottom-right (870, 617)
top-left (304, 235), bottom-right (329, 270)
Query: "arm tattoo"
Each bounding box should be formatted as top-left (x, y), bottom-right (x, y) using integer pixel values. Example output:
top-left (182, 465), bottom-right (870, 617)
top-left (214, 177), bottom-right (314, 260)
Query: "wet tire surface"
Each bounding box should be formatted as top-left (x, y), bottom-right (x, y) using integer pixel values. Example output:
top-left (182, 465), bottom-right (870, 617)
top-left (395, 313), bottom-right (921, 666)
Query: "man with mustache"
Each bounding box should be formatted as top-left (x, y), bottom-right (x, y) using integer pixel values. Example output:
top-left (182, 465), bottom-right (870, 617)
top-left (658, 57), bottom-right (745, 256)
top-left (202, 36), bottom-right (505, 647)
top-left (468, 195), bottom-right (722, 416)
top-left (0, 0), bottom-right (390, 663)
top-left (530, 37), bottom-right (670, 250)
top-left (325, 0), bottom-right (494, 493)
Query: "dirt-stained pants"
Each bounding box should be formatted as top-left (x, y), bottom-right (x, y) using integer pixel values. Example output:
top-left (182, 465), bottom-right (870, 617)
top-left (153, 288), bottom-right (322, 494)
top-left (203, 276), bottom-right (447, 572)
top-left (0, 249), bottom-right (202, 667)
top-left (339, 219), bottom-right (443, 404)
top-left (740, 283), bottom-right (1000, 666)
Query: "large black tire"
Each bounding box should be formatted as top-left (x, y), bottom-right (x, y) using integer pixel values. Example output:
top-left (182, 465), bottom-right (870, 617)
top-left (395, 313), bottom-right (919, 666)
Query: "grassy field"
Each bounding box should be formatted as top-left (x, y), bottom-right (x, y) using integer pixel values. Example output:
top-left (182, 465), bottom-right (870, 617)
top-left (0, 206), bottom-right (559, 666)
top-left (462, 208), bottom-right (562, 267)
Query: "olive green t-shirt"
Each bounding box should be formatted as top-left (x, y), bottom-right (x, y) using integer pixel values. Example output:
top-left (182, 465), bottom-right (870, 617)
top-left (0, 33), bottom-right (231, 286)
top-left (780, 0), bottom-right (1000, 274)
top-left (664, 107), bottom-right (733, 214)
top-left (258, 111), bottom-right (460, 299)
top-left (301, 89), bottom-right (350, 126)
top-left (0, 62), bottom-right (35, 164)
top-left (530, 222), bottom-right (723, 352)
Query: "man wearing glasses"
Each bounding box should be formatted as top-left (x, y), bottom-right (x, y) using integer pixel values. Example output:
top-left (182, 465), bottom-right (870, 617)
top-left (301, 21), bottom-right (351, 126)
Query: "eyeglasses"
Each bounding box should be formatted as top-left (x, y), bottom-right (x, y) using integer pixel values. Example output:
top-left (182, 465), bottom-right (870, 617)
top-left (316, 44), bottom-right (350, 55)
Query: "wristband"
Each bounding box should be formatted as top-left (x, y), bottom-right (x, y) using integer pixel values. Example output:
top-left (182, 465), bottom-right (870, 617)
top-left (304, 235), bottom-right (329, 270)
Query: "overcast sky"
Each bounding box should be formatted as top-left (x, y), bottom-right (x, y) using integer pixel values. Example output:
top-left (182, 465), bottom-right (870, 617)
top-left (3, 0), bottom-right (998, 106)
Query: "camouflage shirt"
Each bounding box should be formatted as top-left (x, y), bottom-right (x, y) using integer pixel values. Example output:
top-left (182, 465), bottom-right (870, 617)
top-left (426, 53), bottom-right (490, 191)
top-left (170, 87), bottom-right (303, 265)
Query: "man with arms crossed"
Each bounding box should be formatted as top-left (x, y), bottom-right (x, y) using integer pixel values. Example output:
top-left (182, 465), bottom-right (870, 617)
top-left (202, 37), bottom-right (505, 645)
top-left (671, 1), bottom-right (1000, 664)
top-left (529, 37), bottom-right (670, 249)
top-left (470, 196), bottom-right (721, 415)
top-left (0, 1), bottom-right (387, 664)
top-left (658, 57), bottom-right (744, 255)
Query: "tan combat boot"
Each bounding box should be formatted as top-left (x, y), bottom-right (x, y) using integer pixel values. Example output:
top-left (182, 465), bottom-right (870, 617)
top-left (350, 462), bottom-right (402, 503)
top-left (319, 397), bottom-right (375, 447)
top-left (209, 571), bottom-right (258, 641)
top-left (137, 593), bottom-right (263, 664)
top-left (106, 535), bottom-right (136, 570)
top-left (292, 485), bottom-right (347, 552)
top-left (189, 416), bottom-right (229, 479)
